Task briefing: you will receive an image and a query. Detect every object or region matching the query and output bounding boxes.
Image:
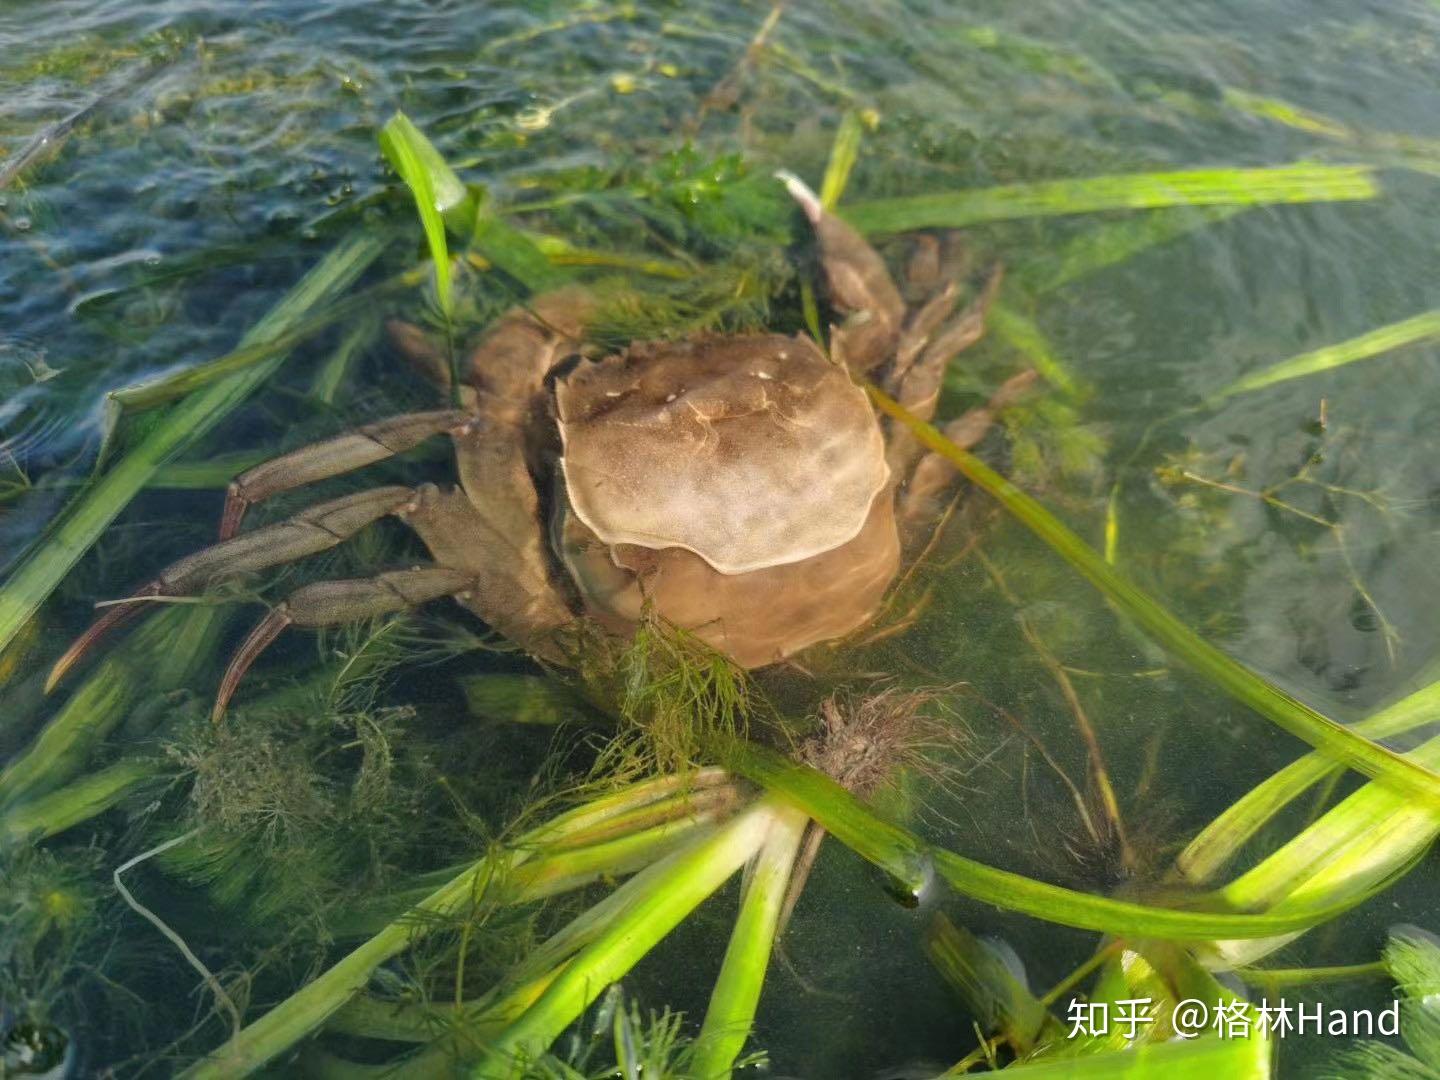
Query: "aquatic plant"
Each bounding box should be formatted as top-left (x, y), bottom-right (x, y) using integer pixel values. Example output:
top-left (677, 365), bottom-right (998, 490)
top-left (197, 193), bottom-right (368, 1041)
top-left (5, 11), bottom-right (1440, 1076)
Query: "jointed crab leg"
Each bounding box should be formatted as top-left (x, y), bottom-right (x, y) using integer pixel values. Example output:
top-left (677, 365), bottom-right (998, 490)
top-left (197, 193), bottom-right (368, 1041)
top-left (896, 368), bottom-right (1040, 546)
top-left (47, 487), bottom-right (415, 691)
top-left (213, 565), bottom-right (473, 721)
top-left (219, 409), bottom-right (469, 538)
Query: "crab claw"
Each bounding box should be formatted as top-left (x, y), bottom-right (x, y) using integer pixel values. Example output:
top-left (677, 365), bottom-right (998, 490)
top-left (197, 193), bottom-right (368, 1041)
top-left (45, 584), bottom-right (162, 693)
top-left (212, 607), bottom-right (292, 723)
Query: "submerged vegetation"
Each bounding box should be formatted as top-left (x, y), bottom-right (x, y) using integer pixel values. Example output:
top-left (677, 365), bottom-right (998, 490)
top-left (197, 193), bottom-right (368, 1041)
top-left (4, 0), bottom-right (1440, 1076)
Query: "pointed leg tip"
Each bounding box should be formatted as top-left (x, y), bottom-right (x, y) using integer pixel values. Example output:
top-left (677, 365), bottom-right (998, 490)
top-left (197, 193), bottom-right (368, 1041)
top-left (45, 596), bottom-right (151, 693)
top-left (212, 608), bottom-right (291, 724)
top-left (775, 170), bottom-right (823, 224)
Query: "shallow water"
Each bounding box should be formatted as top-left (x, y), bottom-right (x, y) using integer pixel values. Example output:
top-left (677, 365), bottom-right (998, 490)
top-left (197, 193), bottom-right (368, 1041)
top-left (4, 0), bottom-right (1440, 1076)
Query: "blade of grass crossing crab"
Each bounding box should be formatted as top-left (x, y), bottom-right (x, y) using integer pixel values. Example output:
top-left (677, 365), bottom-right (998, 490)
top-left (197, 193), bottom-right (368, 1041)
top-left (1213, 309), bottom-right (1440, 399)
top-left (729, 744), bottom-right (1391, 938)
top-left (0, 759), bottom-right (154, 845)
top-left (840, 163), bottom-right (1378, 233)
top-left (691, 802), bottom-right (809, 1079)
top-left (866, 386), bottom-right (1440, 806)
top-left (0, 232), bottom-right (387, 661)
top-left (470, 801), bottom-right (782, 1078)
top-left (379, 112), bottom-right (461, 318)
top-left (819, 111), bottom-right (866, 211)
top-left (1179, 675), bottom-right (1440, 883)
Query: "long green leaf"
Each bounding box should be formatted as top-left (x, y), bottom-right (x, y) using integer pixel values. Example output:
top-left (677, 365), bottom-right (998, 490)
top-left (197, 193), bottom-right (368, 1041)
top-left (0, 759), bottom-right (154, 846)
top-left (867, 386), bottom-right (1440, 807)
top-left (0, 232), bottom-right (385, 660)
top-left (1214, 309), bottom-right (1440, 399)
top-left (472, 802), bottom-right (779, 1077)
top-left (692, 803), bottom-right (808, 1079)
top-left (1179, 676), bottom-right (1440, 883)
top-left (728, 745), bottom-right (1361, 939)
top-left (379, 112), bottom-right (458, 317)
top-left (841, 163), bottom-right (1379, 233)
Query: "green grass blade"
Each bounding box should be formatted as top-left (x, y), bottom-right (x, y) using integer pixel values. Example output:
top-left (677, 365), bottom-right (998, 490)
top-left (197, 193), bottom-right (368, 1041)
top-left (0, 232), bottom-right (385, 660)
top-left (0, 759), bottom-right (154, 846)
top-left (1179, 676), bottom-right (1440, 883)
top-left (867, 386), bottom-right (1440, 807)
top-left (819, 111), bottom-right (866, 211)
top-left (925, 912), bottom-right (1057, 1053)
top-left (472, 802), bottom-right (779, 1077)
top-left (379, 112), bottom-right (459, 317)
top-left (724, 741), bottom-right (930, 896)
top-left (692, 803), bottom-right (808, 1079)
top-left (728, 744), bottom-right (1359, 938)
top-left (0, 603), bottom-right (224, 808)
top-left (1013, 206), bottom-right (1248, 296)
top-left (1221, 738), bottom-right (1440, 911)
top-left (1214, 309), bottom-right (1440, 399)
top-left (472, 204), bottom-right (567, 292)
top-left (841, 163), bottom-right (1379, 233)
top-left (987, 303), bottom-right (1082, 397)
top-left (108, 267), bottom-right (421, 411)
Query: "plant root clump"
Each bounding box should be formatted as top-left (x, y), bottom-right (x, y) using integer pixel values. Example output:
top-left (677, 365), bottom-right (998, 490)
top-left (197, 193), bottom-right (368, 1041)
top-left (800, 686), bottom-right (970, 798)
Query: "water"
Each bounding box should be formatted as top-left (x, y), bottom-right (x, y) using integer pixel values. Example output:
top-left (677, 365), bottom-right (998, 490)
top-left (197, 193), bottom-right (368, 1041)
top-left (4, 0), bottom-right (1440, 1076)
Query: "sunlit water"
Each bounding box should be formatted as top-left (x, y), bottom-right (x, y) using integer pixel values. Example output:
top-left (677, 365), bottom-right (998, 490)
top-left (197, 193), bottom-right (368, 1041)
top-left (3, 0), bottom-right (1440, 1076)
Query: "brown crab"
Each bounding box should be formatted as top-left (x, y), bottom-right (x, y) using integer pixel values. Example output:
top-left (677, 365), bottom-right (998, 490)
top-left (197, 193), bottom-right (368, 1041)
top-left (49, 176), bottom-right (1035, 717)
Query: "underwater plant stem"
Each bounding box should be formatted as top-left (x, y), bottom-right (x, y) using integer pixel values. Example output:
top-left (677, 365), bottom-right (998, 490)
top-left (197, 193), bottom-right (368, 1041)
top-left (0, 603), bottom-right (223, 808)
top-left (1237, 959), bottom-right (1388, 991)
top-left (116, 829), bottom-right (243, 1039)
top-left (1213, 308), bottom-right (1440, 399)
top-left (180, 773), bottom-right (738, 1077)
top-left (841, 162), bottom-right (1379, 233)
top-left (471, 800), bottom-right (784, 1077)
top-left (0, 232), bottom-right (386, 660)
top-left (866, 384), bottom-right (1440, 807)
top-left (0, 758), bottom-right (154, 845)
top-left (730, 743), bottom-right (1380, 938)
top-left (724, 741), bottom-right (930, 896)
top-left (109, 266), bottom-right (424, 411)
top-left (692, 802), bottom-right (809, 1079)
top-left (181, 849), bottom-right (509, 1078)
top-left (1179, 676), bottom-right (1440, 883)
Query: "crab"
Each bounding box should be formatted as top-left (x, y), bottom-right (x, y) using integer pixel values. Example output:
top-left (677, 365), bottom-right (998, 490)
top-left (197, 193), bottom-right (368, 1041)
top-left (49, 176), bottom-right (1036, 718)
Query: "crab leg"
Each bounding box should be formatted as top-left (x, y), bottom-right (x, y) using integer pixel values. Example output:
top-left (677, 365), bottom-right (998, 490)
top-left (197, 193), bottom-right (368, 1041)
top-left (213, 566), bottom-right (473, 721)
top-left (219, 409), bottom-right (469, 538)
top-left (897, 368), bottom-right (1040, 547)
top-left (46, 487), bottom-right (415, 691)
top-left (779, 171), bottom-right (906, 377)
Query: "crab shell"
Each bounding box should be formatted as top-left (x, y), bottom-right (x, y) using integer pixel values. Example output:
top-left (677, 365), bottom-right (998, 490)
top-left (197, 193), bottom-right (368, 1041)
top-left (551, 333), bottom-right (901, 668)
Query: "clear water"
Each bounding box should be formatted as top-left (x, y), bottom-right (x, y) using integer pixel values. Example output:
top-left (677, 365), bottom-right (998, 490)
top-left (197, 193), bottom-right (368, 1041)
top-left (3, 0), bottom-right (1440, 1076)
